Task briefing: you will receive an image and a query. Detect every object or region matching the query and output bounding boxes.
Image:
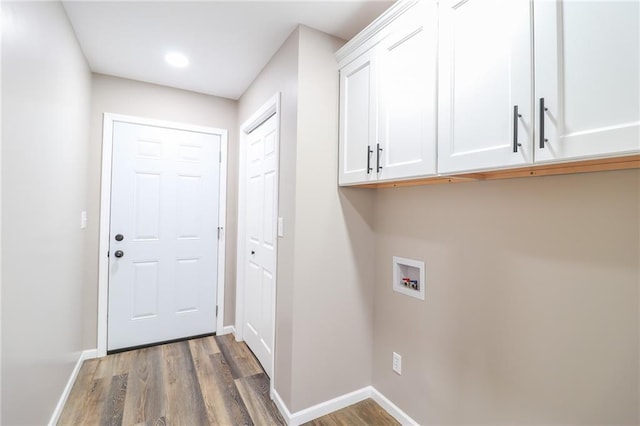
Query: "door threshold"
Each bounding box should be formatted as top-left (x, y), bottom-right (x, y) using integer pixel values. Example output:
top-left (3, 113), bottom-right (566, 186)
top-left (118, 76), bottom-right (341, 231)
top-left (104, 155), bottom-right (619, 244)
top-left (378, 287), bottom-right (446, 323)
top-left (107, 332), bottom-right (216, 355)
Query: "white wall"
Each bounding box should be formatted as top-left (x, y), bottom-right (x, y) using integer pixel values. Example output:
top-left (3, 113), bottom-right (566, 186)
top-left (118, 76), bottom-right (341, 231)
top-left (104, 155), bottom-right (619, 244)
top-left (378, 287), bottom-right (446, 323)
top-left (84, 74), bottom-right (238, 349)
top-left (372, 170), bottom-right (640, 425)
top-left (1, 2), bottom-right (92, 424)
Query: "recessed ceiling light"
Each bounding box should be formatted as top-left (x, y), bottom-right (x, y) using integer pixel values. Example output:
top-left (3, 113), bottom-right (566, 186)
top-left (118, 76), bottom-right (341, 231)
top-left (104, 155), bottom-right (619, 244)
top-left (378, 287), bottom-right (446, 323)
top-left (165, 52), bottom-right (189, 68)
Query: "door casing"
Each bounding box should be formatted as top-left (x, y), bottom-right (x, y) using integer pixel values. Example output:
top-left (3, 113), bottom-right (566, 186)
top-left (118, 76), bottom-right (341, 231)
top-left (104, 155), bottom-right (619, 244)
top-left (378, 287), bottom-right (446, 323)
top-left (235, 93), bottom-right (281, 398)
top-left (97, 113), bottom-right (228, 357)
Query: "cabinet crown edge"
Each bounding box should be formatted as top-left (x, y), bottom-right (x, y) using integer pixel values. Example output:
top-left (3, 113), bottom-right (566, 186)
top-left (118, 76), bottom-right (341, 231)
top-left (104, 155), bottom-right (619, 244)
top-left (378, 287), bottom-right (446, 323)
top-left (335, 0), bottom-right (420, 64)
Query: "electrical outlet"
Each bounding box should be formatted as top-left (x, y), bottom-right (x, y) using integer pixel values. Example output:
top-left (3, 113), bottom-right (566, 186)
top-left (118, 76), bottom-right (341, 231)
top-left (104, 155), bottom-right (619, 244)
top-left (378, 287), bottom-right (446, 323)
top-left (392, 352), bottom-right (402, 375)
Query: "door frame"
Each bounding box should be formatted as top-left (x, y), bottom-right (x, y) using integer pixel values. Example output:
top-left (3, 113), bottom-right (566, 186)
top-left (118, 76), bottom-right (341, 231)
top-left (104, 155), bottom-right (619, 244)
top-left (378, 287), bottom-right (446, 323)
top-left (235, 93), bottom-right (281, 392)
top-left (97, 113), bottom-right (228, 357)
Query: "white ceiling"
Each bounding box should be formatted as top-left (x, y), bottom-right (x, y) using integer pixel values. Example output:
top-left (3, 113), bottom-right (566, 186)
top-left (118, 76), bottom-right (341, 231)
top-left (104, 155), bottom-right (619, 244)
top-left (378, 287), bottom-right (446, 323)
top-left (62, 1), bottom-right (394, 100)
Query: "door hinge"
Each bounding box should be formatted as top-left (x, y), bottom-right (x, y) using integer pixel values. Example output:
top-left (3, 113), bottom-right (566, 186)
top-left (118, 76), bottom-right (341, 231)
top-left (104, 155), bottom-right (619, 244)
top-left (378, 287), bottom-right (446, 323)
top-left (217, 226), bottom-right (223, 239)
top-left (107, 250), bottom-right (110, 258)
top-left (219, 150), bottom-right (222, 163)
top-left (216, 305), bottom-right (218, 317)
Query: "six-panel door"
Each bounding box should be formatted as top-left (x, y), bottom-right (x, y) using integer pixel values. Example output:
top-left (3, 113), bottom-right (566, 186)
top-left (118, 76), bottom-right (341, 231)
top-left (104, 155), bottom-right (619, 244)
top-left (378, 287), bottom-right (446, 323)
top-left (243, 114), bottom-right (278, 378)
top-left (534, 0), bottom-right (640, 163)
top-left (108, 121), bottom-right (220, 351)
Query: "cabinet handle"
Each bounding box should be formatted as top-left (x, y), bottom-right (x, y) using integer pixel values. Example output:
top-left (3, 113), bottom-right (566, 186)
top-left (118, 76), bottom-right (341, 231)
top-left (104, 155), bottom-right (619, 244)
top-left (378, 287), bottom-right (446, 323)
top-left (513, 105), bottom-right (522, 152)
top-left (376, 143), bottom-right (383, 173)
top-left (366, 145), bottom-right (373, 174)
top-left (539, 98), bottom-right (548, 149)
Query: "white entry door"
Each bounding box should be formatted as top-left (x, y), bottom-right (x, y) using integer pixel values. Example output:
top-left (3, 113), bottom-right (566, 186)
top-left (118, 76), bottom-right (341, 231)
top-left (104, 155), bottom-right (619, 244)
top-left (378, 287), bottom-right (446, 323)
top-left (243, 114), bottom-right (278, 377)
top-left (108, 121), bottom-right (221, 351)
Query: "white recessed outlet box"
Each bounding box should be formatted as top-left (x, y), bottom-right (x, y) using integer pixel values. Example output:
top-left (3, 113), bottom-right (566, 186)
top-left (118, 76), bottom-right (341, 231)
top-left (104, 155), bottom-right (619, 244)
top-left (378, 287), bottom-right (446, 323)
top-left (393, 256), bottom-right (425, 300)
top-left (392, 352), bottom-right (402, 375)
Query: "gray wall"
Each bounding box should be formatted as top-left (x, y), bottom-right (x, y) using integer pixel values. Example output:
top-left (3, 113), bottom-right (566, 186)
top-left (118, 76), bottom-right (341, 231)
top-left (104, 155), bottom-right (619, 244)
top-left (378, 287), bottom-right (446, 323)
top-left (290, 26), bottom-right (374, 411)
top-left (1, 2), bottom-right (92, 424)
top-left (238, 26), bottom-right (301, 408)
top-left (2, 3), bottom-right (636, 424)
top-left (85, 74), bottom-right (238, 348)
top-left (238, 26), bottom-right (376, 412)
top-left (372, 170), bottom-right (640, 424)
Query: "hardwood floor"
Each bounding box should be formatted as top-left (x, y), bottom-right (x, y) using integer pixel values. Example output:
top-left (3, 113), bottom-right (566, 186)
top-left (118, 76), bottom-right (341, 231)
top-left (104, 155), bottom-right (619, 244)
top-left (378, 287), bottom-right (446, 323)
top-left (59, 335), bottom-right (283, 425)
top-left (302, 399), bottom-right (399, 426)
top-left (58, 334), bottom-right (398, 425)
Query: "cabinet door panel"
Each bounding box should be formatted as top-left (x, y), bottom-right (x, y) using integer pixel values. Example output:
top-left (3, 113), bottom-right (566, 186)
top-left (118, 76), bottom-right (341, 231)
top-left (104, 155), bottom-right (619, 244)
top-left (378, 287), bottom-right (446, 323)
top-left (438, 0), bottom-right (533, 173)
top-left (378, 1), bottom-right (437, 180)
top-left (534, 0), bottom-right (640, 162)
top-left (338, 51), bottom-right (377, 185)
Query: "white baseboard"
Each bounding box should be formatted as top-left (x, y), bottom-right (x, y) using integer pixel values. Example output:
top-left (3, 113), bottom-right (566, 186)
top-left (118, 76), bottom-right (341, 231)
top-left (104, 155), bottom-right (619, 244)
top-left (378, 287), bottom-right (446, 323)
top-left (82, 349), bottom-right (98, 360)
top-left (48, 349), bottom-right (99, 426)
top-left (272, 389), bottom-right (294, 425)
top-left (219, 325), bottom-right (236, 336)
top-left (370, 387), bottom-right (418, 426)
top-left (272, 386), bottom-right (418, 426)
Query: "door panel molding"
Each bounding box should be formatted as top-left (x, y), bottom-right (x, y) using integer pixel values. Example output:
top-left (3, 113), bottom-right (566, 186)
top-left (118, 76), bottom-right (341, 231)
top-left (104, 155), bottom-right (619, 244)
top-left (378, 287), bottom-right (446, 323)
top-left (98, 113), bottom-right (228, 356)
top-left (235, 93), bottom-right (280, 397)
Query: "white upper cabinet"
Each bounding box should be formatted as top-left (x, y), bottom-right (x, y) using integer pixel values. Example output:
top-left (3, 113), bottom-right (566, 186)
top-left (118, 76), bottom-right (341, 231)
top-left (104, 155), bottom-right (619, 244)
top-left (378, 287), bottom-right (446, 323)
top-left (534, 0), bottom-right (640, 163)
top-left (377, 1), bottom-right (437, 181)
top-left (438, 0), bottom-right (533, 174)
top-left (338, 49), bottom-right (378, 185)
top-left (439, 0), bottom-right (639, 174)
top-left (338, 0), bottom-right (437, 185)
top-left (339, 0), bottom-right (639, 184)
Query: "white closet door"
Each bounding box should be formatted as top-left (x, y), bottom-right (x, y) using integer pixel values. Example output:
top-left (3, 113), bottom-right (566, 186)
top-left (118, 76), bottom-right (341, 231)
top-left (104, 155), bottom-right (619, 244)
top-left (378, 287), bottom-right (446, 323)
top-left (534, 0), bottom-right (640, 163)
top-left (243, 114), bottom-right (278, 378)
top-left (108, 121), bottom-right (220, 351)
top-left (377, 0), bottom-right (437, 181)
top-left (438, 0), bottom-right (533, 174)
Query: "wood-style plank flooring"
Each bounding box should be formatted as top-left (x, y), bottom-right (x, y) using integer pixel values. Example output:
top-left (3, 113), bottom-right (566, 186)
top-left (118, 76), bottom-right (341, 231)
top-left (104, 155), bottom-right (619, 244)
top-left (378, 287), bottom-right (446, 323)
top-left (58, 334), bottom-right (398, 425)
top-left (302, 399), bottom-right (399, 426)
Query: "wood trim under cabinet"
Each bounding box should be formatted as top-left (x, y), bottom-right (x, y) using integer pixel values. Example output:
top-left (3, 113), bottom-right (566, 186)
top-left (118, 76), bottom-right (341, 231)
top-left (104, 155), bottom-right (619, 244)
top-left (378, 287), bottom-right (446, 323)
top-left (351, 154), bottom-right (640, 189)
